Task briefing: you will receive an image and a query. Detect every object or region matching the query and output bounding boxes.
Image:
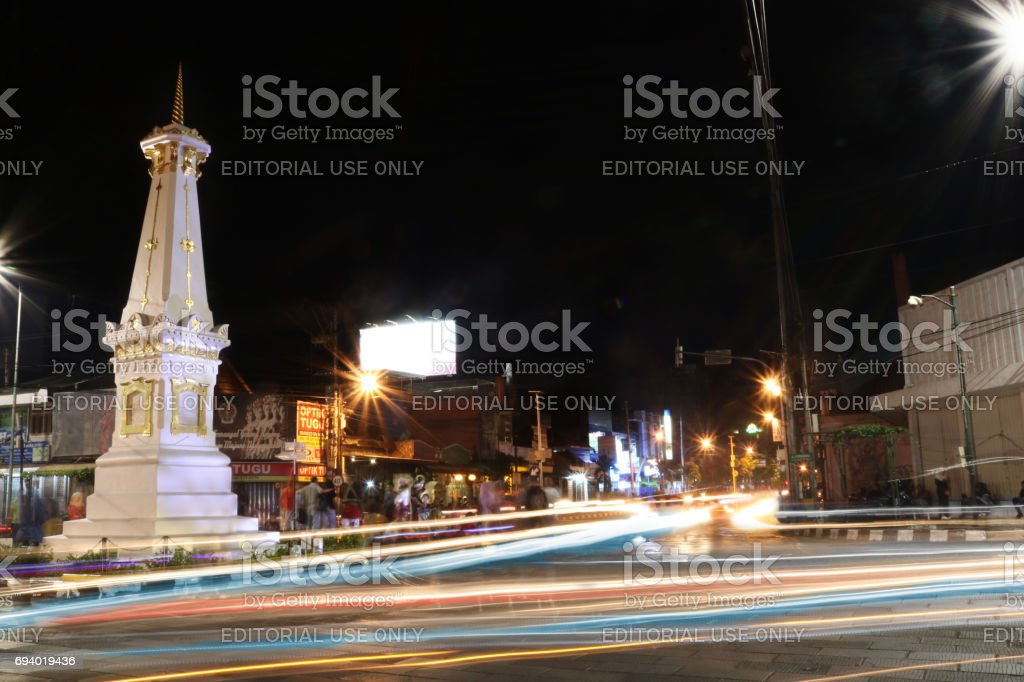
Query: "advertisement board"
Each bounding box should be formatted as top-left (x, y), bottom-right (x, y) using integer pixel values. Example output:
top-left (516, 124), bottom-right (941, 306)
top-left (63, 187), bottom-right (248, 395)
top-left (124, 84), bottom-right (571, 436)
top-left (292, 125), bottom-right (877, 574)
top-left (359, 319), bottom-right (457, 377)
top-left (296, 401), bottom-right (326, 464)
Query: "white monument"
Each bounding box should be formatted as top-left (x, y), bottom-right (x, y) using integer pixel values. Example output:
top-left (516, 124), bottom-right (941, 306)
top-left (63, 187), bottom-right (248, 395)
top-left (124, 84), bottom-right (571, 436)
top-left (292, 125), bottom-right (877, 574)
top-left (48, 67), bottom-right (264, 553)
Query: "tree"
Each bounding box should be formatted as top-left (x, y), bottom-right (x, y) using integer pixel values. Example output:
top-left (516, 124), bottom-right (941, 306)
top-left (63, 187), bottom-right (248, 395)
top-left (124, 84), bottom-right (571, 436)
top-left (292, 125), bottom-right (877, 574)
top-left (685, 461), bottom-right (702, 488)
top-left (736, 451), bottom-right (758, 481)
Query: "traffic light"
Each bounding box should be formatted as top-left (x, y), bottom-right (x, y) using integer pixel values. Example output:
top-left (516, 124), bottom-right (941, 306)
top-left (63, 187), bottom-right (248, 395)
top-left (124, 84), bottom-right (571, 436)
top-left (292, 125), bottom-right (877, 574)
top-left (675, 343), bottom-right (684, 368)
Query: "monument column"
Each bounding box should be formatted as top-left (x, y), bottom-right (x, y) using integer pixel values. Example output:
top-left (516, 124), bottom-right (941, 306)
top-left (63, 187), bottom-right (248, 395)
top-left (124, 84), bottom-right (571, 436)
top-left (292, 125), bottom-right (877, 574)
top-left (50, 67), bottom-right (264, 552)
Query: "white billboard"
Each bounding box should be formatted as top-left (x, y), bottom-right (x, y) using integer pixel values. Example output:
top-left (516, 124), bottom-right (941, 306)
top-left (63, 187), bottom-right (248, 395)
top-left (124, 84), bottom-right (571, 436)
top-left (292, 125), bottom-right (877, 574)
top-left (359, 320), bottom-right (457, 377)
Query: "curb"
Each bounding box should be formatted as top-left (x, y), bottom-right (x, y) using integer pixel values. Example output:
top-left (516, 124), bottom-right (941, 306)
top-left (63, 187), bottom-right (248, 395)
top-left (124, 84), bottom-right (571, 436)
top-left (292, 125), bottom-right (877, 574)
top-left (777, 526), bottom-right (1024, 542)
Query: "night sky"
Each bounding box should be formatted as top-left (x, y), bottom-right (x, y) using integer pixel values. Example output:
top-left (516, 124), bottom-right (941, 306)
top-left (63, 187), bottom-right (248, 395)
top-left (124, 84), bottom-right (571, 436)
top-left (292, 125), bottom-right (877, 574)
top-left (1, 2), bottom-right (1021, 436)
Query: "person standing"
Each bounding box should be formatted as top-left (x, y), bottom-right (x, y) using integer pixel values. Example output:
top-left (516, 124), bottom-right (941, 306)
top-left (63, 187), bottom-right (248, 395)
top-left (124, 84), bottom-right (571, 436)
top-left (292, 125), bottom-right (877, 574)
top-left (277, 482), bottom-right (294, 531)
top-left (67, 491), bottom-right (86, 521)
top-left (1013, 480), bottom-right (1024, 519)
top-left (934, 471), bottom-right (951, 519)
top-left (383, 483), bottom-right (397, 522)
top-left (315, 479), bottom-right (337, 530)
top-left (297, 476), bottom-right (321, 552)
top-left (298, 477), bottom-right (320, 527)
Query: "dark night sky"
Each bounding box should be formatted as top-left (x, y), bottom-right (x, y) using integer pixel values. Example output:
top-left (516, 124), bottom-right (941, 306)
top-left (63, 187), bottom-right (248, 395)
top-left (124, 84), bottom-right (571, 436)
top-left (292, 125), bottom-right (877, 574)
top-left (1, 2), bottom-right (1022, 434)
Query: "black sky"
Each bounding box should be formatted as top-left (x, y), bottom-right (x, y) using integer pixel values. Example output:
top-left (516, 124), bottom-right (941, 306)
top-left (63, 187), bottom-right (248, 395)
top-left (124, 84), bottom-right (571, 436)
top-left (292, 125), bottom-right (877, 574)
top-left (1, 2), bottom-right (1022, 433)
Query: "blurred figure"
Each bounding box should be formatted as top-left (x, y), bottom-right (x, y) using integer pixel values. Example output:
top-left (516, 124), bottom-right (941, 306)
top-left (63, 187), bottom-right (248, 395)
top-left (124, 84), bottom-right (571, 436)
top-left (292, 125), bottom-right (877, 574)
top-left (298, 477), bottom-right (320, 529)
top-left (519, 477), bottom-right (549, 528)
top-left (339, 480), bottom-right (362, 528)
top-left (67, 491), bottom-right (86, 521)
top-left (383, 483), bottom-right (397, 522)
top-left (934, 471), bottom-right (951, 519)
top-left (314, 478), bottom-right (337, 529)
top-left (1013, 480), bottom-right (1024, 519)
top-left (277, 482), bottom-right (294, 531)
top-left (394, 483), bottom-right (412, 522)
top-left (477, 480), bottom-right (505, 515)
top-left (16, 489), bottom-right (45, 546)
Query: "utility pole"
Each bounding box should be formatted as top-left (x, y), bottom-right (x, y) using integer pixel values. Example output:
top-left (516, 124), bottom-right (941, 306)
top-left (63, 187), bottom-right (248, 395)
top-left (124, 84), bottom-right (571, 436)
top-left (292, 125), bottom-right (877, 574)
top-left (950, 286), bottom-right (977, 493)
top-left (679, 414), bottom-right (685, 491)
top-left (728, 433), bottom-right (737, 493)
top-left (4, 283), bottom-right (22, 523)
top-left (528, 390), bottom-right (544, 487)
top-left (624, 401), bottom-right (635, 497)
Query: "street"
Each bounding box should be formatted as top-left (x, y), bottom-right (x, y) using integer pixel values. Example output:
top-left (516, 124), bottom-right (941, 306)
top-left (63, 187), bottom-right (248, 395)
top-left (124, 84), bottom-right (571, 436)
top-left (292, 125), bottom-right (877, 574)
top-left (2, 499), bottom-right (1024, 680)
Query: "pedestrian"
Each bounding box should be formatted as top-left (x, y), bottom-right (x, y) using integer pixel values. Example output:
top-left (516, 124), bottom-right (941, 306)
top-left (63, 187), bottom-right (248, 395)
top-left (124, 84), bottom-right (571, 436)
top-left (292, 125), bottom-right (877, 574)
top-left (315, 478), bottom-right (337, 530)
top-left (297, 476), bottom-right (321, 552)
top-left (394, 483), bottom-right (412, 522)
top-left (383, 483), bottom-right (397, 522)
top-left (298, 476), bottom-right (320, 527)
top-left (67, 491), bottom-right (86, 521)
top-left (934, 471), bottom-right (950, 519)
top-left (339, 481), bottom-right (362, 528)
top-left (277, 482), bottom-right (294, 531)
top-left (1014, 480), bottom-right (1024, 519)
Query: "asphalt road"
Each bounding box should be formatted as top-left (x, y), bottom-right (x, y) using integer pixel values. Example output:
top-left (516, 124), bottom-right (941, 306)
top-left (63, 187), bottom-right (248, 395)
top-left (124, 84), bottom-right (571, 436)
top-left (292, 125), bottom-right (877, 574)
top-left (2, 515), bottom-right (1024, 681)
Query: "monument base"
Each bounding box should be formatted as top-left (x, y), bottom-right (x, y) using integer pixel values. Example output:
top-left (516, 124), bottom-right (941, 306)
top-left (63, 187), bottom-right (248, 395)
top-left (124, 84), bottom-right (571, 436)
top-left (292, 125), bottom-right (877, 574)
top-left (45, 445), bottom-right (273, 557)
top-left (46, 523), bottom-right (275, 558)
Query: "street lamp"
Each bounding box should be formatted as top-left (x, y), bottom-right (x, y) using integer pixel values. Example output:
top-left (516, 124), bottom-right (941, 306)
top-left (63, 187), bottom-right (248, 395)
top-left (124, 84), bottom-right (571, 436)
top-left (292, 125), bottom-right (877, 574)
top-left (338, 369), bottom-right (383, 478)
top-left (908, 287), bottom-right (976, 493)
top-left (762, 376), bottom-right (783, 398)
top-left (0, 260), bottom-right (22, 525)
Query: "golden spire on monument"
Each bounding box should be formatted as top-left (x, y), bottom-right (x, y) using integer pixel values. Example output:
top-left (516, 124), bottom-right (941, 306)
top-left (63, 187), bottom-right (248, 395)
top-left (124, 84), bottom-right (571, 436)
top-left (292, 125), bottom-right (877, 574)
top-left (172, 62), bottom-right (185, 125)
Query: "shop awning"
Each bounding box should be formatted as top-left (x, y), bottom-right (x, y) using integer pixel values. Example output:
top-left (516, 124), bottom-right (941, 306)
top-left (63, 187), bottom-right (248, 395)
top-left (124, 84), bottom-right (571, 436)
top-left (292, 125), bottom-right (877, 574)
top-left (31, 462), bottom-right (97, 477)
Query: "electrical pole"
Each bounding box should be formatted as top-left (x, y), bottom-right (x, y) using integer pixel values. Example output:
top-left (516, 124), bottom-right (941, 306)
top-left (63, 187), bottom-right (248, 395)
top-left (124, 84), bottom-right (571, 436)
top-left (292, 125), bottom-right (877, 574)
top-left (4, 283), bottom-right (22, 523)
top-left (950, 286), bottom-right (977, 493)
top-left (624, 401), bottom-right (635, 497)
top-left (528, 390), bottom-right (544, 487)
top-left (728, 433), bottom-right (737, 493)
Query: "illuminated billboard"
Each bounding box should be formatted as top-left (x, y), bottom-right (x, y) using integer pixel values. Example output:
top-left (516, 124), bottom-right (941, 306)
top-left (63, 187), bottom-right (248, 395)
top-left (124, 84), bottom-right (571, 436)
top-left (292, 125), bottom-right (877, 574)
top-left (296, 401), bottom-right (326, 463)
top-left (359, 320), bottom-right (457, 377)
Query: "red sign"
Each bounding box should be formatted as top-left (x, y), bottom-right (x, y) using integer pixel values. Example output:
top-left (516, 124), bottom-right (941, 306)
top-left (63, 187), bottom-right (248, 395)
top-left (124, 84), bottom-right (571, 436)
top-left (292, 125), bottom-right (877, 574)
top-left (230, 461), bottom-right (326, 480)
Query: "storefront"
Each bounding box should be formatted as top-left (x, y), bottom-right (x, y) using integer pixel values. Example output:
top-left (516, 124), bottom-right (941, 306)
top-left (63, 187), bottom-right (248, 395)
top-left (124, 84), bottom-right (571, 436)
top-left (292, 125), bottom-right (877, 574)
top-left (230, 460), bottom-right (326, 530)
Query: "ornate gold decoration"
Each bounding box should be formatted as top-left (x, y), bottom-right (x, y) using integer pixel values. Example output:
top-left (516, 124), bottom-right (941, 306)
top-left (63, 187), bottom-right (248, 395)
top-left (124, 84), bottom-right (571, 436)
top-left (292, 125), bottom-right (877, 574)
top-left (182, 180), bottom-right (195, 310)
top-left (140, 181), bottom-right (162, 312)
top-left (170, 378), bottom-right (208, 436)
top-left (119, 377), bottom-right (155, 437)
top-left (172, 63), bottom-right (184, 125)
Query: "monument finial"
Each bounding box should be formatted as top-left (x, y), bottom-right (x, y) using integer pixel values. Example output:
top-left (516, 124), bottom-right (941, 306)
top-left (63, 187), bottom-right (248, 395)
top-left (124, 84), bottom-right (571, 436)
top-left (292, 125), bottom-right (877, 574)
top-left (171, 63), bottom-right (184, 125)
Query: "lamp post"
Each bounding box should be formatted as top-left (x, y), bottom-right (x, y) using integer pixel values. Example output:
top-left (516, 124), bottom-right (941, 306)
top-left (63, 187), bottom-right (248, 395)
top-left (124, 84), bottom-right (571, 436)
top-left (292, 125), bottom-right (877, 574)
top-left (908, 287), bottom-right (976, 493)
top-left (2, 271), bottom-right (22, 524)
top-left (698, 436), bottom-right (737, 493)
top-left (340, 370), bottom-right (381, 480)
top-left (728, 433), bottom-right (737, 493)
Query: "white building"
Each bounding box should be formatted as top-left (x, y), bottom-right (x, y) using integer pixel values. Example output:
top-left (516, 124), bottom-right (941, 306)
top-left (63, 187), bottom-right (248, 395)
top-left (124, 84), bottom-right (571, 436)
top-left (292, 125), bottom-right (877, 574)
top-left (876, 257), bottom-right (1024, 499)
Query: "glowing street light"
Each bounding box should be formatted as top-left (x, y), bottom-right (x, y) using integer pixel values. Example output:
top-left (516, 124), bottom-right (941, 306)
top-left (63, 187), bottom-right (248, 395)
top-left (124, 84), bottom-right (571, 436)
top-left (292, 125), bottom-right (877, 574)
top-left (762, 376), bottom-right (783, 397)
top-left (699, 437), bottom-right (713, 451)
top-left (356, 370), bottom-right (382, 396)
